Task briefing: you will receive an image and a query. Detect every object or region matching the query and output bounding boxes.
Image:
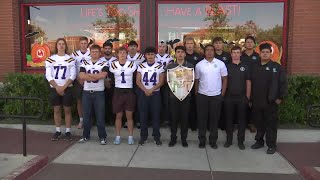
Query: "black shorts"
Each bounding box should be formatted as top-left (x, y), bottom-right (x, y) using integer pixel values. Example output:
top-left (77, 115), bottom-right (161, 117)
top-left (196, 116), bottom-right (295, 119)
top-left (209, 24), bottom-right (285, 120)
top-left (73, 80), bottom-right (83, 100)
top-left (112, 88), bottom-right (136, 113)
top-left (50, 87), bottom-right (73, 106)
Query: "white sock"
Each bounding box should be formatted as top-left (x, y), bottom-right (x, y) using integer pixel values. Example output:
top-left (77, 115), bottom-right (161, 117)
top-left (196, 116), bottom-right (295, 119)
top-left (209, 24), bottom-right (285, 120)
top-left (56, 127), bottom-right (61, 132)
top-left (79, 117), bottom-right (83, 123)
top-left (66, 128), bottom-right (71, 133)
top-left (116, 136), bottom-right (120, 139)
top-left (128, 136), bottom-right (133, 139)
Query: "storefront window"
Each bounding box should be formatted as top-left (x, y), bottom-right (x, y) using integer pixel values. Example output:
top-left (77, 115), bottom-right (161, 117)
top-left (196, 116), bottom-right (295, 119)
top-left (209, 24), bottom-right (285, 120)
top-left (23, 3), bottom-right (140, 68)
top-left (158, 2), bottom-right (287, 64)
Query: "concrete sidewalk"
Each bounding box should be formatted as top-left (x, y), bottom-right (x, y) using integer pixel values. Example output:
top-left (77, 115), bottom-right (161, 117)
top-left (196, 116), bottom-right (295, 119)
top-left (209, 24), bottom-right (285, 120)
top-left (1, 124), bottom-right (319, 180)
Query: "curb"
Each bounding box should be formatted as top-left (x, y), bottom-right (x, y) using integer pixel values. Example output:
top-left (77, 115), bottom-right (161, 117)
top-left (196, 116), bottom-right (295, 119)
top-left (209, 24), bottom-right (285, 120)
top-left (301, 166), bottom-right (320, 180)
top-left (2, 155), bottom-right (48, 180)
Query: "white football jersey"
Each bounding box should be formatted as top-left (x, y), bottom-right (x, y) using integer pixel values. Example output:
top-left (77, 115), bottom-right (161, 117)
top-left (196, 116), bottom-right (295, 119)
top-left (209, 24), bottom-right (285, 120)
top-left (70, 49), bottom-right (90, 74)
top-left (127, 53), bottom-right (145, 65)
top-left (100, 56), bottom-right (117, 67)
top-left (80, 58), bottom-right (108, 91)
top-left (109, 60), bottom-right (137, 88)
top-left (156, 53), bottom-right (173, 67)
top-left (137, 62), bottom-right (165, 91)
top-left (45, 54), bottom-right (76, 87)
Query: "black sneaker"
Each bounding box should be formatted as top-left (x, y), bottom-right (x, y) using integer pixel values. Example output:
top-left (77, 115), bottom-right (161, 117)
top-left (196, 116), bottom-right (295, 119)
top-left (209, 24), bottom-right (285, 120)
top-left (224, 141), bottom-right (232, 148)
top-left (238, 143), bottom-right (245, 150)
top-left (210, 143), bottom-right (218, 149)
top-left (64, 132), bottom-right (73, 141)
top-left (51, 131), bottom-right (62, 141)
top-left (154, 139), bottom-right (162, 146)
top-left (267, 147), bottom-right (276, 154)
top-left (199, 141), bottom-right (205, 149)
top-left (181, 139), bottom-right (188, 147)
top-left (138, 139), bottom-right (146, 146)
top-left (251, 142), bottom-right (264, 149)
top-left (168, 139), bottom-right (176, 147)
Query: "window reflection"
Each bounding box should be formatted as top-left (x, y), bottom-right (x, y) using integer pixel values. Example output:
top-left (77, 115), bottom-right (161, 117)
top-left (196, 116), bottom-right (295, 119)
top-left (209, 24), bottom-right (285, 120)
top-left (158, 3), bottom-right (285, 63)
top-left (25, 4), bottom-right (140, 67)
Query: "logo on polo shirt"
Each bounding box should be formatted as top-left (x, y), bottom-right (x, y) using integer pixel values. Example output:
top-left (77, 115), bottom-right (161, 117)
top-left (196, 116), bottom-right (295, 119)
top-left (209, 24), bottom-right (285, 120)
top-left (240, 67), bottom-right (245, 71)
top-left (214, 64), bottom-right (217, 68)
top-left (194, 56), bottom-right (198, 61)
top-left (252, 56), bottom-right (257, 60)
top-left (273, 68), bottom-right (277, 72)
top-left (223, 57), bottom-right (227, 61)
top-left (266, 67), bottom-right (270, 70)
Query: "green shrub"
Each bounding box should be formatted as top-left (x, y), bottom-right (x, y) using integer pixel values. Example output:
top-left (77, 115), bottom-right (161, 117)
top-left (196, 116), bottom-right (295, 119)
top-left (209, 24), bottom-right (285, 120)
top-left (1, 73), bottom-right (77, 121)
top-left (279, 75), bottom-right (320, 124)
top-left (1, 73), bottom-right (320, 125)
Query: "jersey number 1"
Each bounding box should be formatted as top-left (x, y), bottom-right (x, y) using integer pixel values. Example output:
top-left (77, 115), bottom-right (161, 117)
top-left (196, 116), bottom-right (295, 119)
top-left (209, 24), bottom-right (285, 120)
top-left (120, 72), bottom-right (126, 83)
top-left (143, 72), bottom-right (157, 86)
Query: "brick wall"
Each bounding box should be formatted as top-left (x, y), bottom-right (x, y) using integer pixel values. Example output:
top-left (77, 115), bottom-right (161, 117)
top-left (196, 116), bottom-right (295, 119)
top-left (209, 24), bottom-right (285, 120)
top-left (287, 0), bottom-right (320, 75)
top-left (0, 0), bottom-right (21, 81)
top-left (0, 0), bottom-right (319, 80)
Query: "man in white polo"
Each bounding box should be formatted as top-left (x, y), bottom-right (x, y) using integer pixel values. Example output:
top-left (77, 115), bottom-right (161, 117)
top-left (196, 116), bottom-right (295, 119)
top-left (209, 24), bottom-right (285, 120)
top-left (195, 44), bottom-right (228, 149)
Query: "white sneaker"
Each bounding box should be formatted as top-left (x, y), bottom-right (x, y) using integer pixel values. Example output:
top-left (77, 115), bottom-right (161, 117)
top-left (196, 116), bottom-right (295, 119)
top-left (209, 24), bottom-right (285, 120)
top-left (113, 137), bottom-right (121, 145)
top-left (100, 138), bottom-right (107, 145)
top-left (78, 137), bottom-right (88, 143)
top-left (128, 137), bottom-right (134, 145)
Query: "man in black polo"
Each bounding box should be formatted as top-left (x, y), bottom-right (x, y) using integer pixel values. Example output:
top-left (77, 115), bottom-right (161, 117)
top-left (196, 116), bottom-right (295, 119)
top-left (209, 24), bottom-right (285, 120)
top-left (166, 46), bottom-right (194, 148)
top-left (213, 37), bottom-right (231, 65)
top-left (250, 43), bottom-right (287, 154)
top-left (241, 35), bottom-right (260, 133)
top-left (224, 46), bottom-right (251, 150)
top-left (184, 37), bottom-right (203, 131)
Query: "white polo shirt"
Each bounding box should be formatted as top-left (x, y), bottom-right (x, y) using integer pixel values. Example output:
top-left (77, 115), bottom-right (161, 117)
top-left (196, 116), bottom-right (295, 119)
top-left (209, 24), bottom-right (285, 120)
top-left (195, 58), bottom-right (228, 96)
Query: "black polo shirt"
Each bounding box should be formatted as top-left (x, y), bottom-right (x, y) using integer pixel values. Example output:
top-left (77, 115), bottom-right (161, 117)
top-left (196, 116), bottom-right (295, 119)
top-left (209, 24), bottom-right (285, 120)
top-left (240, 50), bottom-right (260, 64)
top-left (225, 62), bottom-right (250, 97)
top-left (251, 60), bottom-right (288, 108)
top-left (215, 51), bottom-right (231, 65)
top-left (185, 51), bottom-right (203, 67)
top-left (165, 60), bottom-right (194, 98)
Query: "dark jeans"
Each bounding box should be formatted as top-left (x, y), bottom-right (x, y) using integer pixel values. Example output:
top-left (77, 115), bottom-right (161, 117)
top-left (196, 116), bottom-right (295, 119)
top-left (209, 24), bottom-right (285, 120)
top-left (197, 93), bottom-right (223, 144)
top-left (82, 91), bottom-right (107, 139)
top-left (224, 96), bottom-right (247, 143)
top-left (253, 103), bottom-right (279, 148)
top-left (138, 90), bottom-right (161, 140)
top-left (189, 88), bottom-right (197, 130)
top-left (161, 84), bottom-right (171, 124)
top-left (170, 96), bottom-right (190, 140)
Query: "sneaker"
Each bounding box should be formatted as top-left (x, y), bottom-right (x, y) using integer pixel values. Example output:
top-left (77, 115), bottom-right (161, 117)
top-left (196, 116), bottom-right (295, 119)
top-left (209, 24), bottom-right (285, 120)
top-left (168, 139), bottom-right (176, 147)
top-left (64, 132), bottom-right (73, 141)
top-left (100, 138), bottom-right (107, 145)
top-left (267, 147), bottom-right (276, 154)
top-left (224, 141), bottom-right (232, 148)
top-left (136, 122), bottom-right (140, 129)
top-left (199, 141), bottom-right (206, 149)
top-left (181, 139), bottom-right (188, 147)
top-left (51, 131), bottom-right (62, 141)
top-left (238, 143), bottom-right (245, 150)
top-left (77, 122), bottom-right (83, 129)
top-left (78, 137), bottom-right (88, 143)
top-left (251, 142), bottom-right (264, 149)
top-left (113, 137), bottom-right (121, 145)
top-left (154, 139), bottom-right (162, 146)
top-left (128, 137), bottom-right (134, 145)
top-left (138, 139), bottom-right (146, 146)
top-left (210, 143), bottom-right (218, 149)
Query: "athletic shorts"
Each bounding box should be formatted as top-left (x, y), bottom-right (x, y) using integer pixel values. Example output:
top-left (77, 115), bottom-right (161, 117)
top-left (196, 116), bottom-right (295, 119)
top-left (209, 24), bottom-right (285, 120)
top-left (50, 87), bottom-right (73, 106)
top-left (112, 88), bottom-right (136, 113)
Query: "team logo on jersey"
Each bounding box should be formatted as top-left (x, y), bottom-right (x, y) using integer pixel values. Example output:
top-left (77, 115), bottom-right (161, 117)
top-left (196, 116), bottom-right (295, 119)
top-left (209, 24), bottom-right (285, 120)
top-left (167, 65), bottom-right (194, 101)
top-left (252, 56), bottom-right (257, 60)
top-left (266, 67), bottom-right (270, 70)
top-left (240, 67), bottom-right (245, 71)
top-left (273, 68), bottom-right (277, 72)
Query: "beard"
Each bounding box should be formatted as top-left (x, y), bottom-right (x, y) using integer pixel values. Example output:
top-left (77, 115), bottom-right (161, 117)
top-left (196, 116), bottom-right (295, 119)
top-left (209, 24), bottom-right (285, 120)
top-left (104, 51), bottom-right (111, 56)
